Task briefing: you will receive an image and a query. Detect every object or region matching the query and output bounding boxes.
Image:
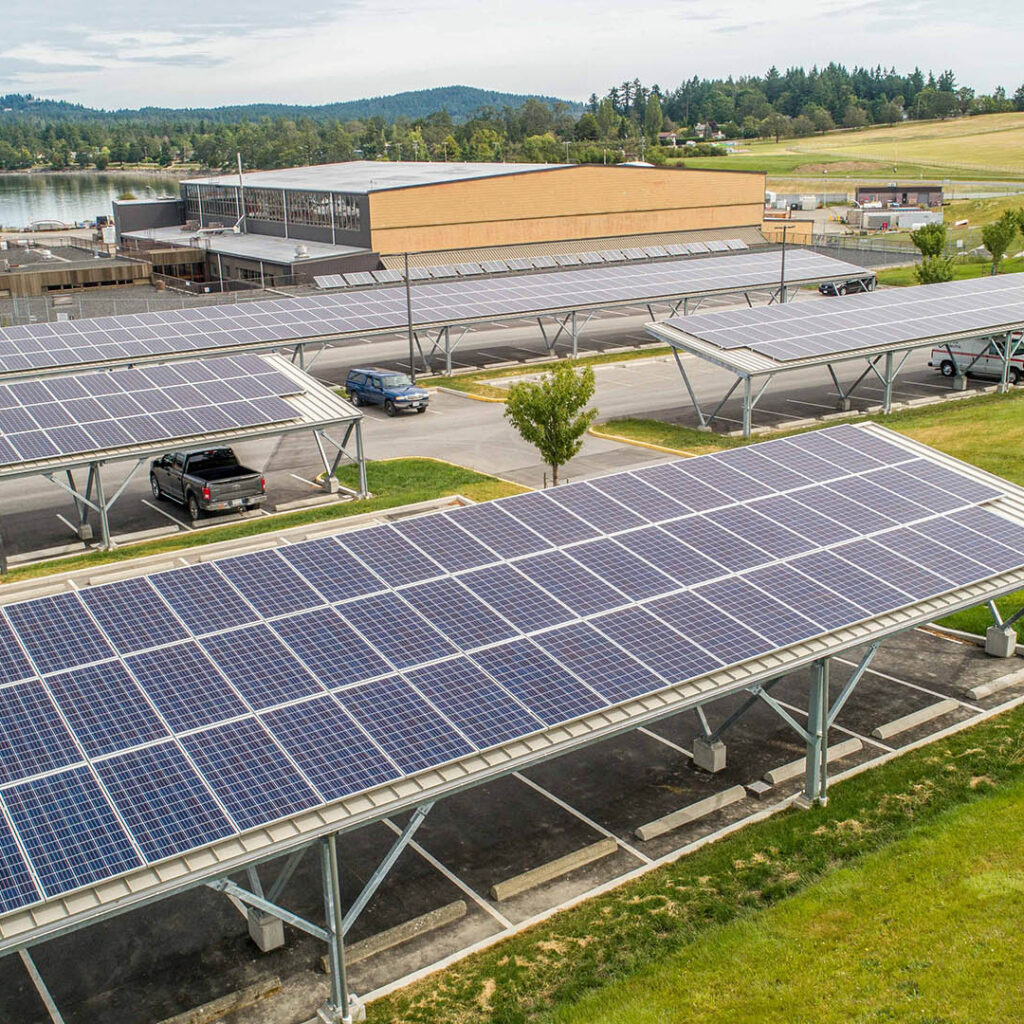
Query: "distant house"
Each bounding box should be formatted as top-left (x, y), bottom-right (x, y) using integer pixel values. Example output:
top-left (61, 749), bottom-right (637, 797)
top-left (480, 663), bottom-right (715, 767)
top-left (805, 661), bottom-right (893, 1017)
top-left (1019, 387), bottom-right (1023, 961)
top-left (856, 185), bottom-right (943, 208)
top-left (657, 131), bottom-right (680, 147)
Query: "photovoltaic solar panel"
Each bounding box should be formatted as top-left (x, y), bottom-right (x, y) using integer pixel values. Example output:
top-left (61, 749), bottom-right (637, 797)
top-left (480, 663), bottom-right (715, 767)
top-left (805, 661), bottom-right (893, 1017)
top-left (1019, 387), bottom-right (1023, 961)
top-left (275, 537), bottom-right (385, 603)
top-left (78, 578), bottom-right (189, 655)
top-left (393, 514), bottom-right (499, 572)
top-left (0, 618), bottom-right (33, 685)
top-left (4, 592), bottom-right (115, 675)
top-left (442, 501), bottom-right (551, 559)
top-left (404, 657), bottom-right (543, 749)
top-left (0, 682), bottom-right (80, 785)
top-left (564, 538), bottom-right (677, 601)
top-left (499, 490), bottom-right (601, 546)
top-left (750, 494), bottom-right (857, 546)
top-left (786, 549), bottom-right (913, 614)
top-left (833, 538), bottom-right (953, 600)
top-left (339, 525), bottom-right (445, 586)
top-left (512, 550), bottom-right (628, 615)
top-left (629, 462), bottom-right (728, 511)
top-left (0, 816), bottom-right (41, 912)
top-left (587, 473), bottom-right (691, 523)
top-left (614, 526), bottom-right (726, 586)
top-left (660, 516), bottom-right (771, 573)
top-left (149, 563), bottom-right (260, 635)
top-left (706, 504), bottom-right (813, 559)
top-left (399, 577), bottom-right (517, 650)
top-left (215, 549), bottom-right (324, 618)
top-left (544, 482), bottom-right (648, 533)
top-left (3, 767), bottom-right (142, 894)
top-left (339, 592), bottom-right (458, 668)
top-left (648, 590), bottom-right (774, 664)
top-left (697, 577), bottom-right (819, 646)
top-left (743, 563), bottom-right (870, 629)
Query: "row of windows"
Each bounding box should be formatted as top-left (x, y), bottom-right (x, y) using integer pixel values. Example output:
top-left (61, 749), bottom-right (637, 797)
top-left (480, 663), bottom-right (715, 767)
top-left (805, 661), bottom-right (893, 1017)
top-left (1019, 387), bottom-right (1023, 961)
top-left (183, 185), bottom-right (362, 234)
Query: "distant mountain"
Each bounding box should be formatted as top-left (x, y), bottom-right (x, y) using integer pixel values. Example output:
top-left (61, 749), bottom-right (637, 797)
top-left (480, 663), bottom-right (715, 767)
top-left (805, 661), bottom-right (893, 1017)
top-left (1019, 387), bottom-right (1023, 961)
top-left (0, 86), bottom-right (583, 125)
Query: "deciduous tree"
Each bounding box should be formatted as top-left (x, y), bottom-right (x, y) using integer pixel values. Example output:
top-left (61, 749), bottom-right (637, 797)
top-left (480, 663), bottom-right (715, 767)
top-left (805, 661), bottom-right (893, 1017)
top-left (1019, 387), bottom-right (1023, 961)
top-left (981, 212), bottom-right (1019, 275)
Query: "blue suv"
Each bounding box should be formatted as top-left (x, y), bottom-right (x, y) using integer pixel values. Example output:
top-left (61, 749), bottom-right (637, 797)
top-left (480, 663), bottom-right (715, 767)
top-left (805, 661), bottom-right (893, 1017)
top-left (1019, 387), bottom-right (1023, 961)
top-left (345, 368), bottom-right (430, 416)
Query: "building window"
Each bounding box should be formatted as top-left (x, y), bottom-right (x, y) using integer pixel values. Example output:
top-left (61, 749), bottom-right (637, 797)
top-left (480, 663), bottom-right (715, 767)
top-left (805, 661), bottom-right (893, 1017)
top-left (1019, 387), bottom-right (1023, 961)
top-left (244, 188), bottom-right (285, 223)
top-left (332, 193), bottom-right (361, 232)
top-left (286, 190), bottom-right (332, 228)
top-left (183, 184), bottom-right (201, 222)
top-left (191, 185), bottom-right (239, 224)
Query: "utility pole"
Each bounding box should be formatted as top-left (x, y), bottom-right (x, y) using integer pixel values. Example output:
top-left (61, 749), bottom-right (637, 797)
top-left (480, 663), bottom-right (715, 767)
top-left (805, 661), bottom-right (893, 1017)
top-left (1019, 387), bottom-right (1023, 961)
top-left (779, 222), bottom-right (788, 303)
top-left (404, 252), bottom-right (416, 382)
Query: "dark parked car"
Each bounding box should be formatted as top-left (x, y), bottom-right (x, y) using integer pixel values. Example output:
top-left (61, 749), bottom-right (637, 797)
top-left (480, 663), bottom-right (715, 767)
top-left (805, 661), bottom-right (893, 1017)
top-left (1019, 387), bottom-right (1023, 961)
top-left (150, 447), bottom-right (265, 520)
top-left (345, 367), bottom-right (429, 416)
top-left (818, 279), bottom-right (871, 297)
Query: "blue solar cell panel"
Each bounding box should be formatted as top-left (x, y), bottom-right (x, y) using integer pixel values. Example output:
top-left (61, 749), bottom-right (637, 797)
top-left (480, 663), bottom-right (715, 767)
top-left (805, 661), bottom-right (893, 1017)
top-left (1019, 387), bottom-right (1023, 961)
top-left (795, 487), bottom-right (896, 536)
top-left (79, 578), bottom-right (189, 655)
top-left (472, 639), bottom-right (608, 725)
top-left (498, 490), bottom-right (601, 546)
top-left (512, 548), bottom-right (630, 615)
top-left (149, 563), bottom-right (260, 635)
top-left (696, 577), bottom-right (820, 647)
top-left (0, 681), bottom-right (80, 785)
top-left (944, 507), bottom-right (1024, 567)
top-left (743, 563), bottom-right (870, 629)
top-left (898, 459), bottom-right (1002, 505)
top-left (4, 592), bottom-right (115, 675)
top-left (786, 550), bottom-right (912, 614)
top-left (214, 549), bottom-right (324, 618)
top-left (749, 494), bottom-right (857, 547)
top-left (647, 591), bottom-right (774, 664)
top-left (125, 643), bottom-right (247, 732)
top-left (785, 430), bottom-right (886, 473)
top-left (95, 742), bottom-right (234, 863)
top-left (630, 462), bottom-right (728, 511)
top-left (337, 675), bottom-right (475, 773)
top-left (399, 577), bottom-right (518, 650)
top-left (660, 517), bottom-right (773, 573)
top-left (271, 608), bottom-right (392, 689)
top-left (46, 662), bottom-right (168, 757)
top-left (459, 562), bottom-right (577, 631)
top-left (614, 526), bottom-right (725, 586)
top-left (275, 537), bottom-right (384, 603)
top-left (446, 501), bottom-right (551, 559)
top-left (587, 473), bottom-right (691, 524)
top-left (200, 624), bottom-right (323, 708)
top-left (3, 767), bottom-right (141, 895)
top-left (744, 438), bottom-right (842, 483)
top-left (564, 538), bottom-right (678, 601)
top-left (833, 539), bottom-right (954, 600)
top-left (681, 456), bottom-right (773, 499)
top-left (394, 514), bottom-right (499, 572)
top-left (0, 617), bottom-right (34, 685)
top-left (826, 475), bottom-right (931, 523)
top-left (0, 814), bottom-right (39, 912)
top-left (404, 657), bottom-right (544, 748)
top-left (706, 505), bottom-right (813, 559)
top-left (883, 522), bottom-right (1009, 581)
top-left (339, 525), bottom-right (445, 586)
top-left (544, 482), bottom-right (649, 533)
top-left (260, 696), bottom-right (400, 799)
top-left (824, 424), bottom-right (915, 465)
top-left (182, 719), bottom-right (320, 829)
top-left (533, 621), bottom-right (663, 703)
top-left (712, 445), bottom-right (812, 492)
top-left (338, 592), bottom-right (457, 669)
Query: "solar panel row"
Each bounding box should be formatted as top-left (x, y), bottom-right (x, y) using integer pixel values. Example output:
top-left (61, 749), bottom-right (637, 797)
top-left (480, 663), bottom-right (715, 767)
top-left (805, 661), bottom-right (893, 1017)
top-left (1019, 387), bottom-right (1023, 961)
top-left (0, 354), bottom-right (302, 467)
top-left (0, 426), bottom-right (1013, 915)
top-left (660, 275), bottom-right (1024, 363)
top-left (0, 251), bottom-right (866, 378)
top-left (314, 239), bottom-right (751, 290)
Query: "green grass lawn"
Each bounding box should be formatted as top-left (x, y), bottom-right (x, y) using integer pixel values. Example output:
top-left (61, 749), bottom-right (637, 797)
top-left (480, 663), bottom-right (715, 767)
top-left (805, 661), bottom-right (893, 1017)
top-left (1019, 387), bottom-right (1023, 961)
top-left (554, 775), bottom-right (1024, 1024)
top-left (876, 256), bottom-right (1024, 287)
top-left (0, 458), bottom-right (525, 585)
top-left (370, 703), bottom-right (1024, 1023)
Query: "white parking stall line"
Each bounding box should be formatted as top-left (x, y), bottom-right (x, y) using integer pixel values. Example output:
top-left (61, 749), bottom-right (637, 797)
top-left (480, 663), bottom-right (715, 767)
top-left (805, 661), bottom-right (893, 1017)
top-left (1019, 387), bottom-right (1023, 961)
top-left (141, 499), bottom-right (194, 531)
top-left (785, 398), bottom-right (836, 411)
top-left (832, 656), bottom-right (985, 713)
top-left (513, 772), bottom-right (652, 865)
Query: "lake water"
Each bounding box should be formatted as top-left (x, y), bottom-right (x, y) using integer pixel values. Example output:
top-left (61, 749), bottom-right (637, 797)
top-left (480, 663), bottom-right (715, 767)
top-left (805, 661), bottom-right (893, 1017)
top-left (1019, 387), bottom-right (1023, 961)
top-left (0, 173), bottom-right (181, 229)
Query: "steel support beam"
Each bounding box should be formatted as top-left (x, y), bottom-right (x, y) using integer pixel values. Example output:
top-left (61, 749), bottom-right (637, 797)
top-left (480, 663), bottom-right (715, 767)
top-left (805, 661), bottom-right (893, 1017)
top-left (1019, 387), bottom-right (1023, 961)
top-left (206, 878), bottom-right (330, 942)
top-left (342, 802), bottom-right (433, 935)
top-left (320, 834), bottom-right (353, 1024)
top-left (802, 659), bottom-right (829, 807)
top-left (826, 641), bottom-right (880, 728)
top-left (704, 678), bottom-right (782, 743)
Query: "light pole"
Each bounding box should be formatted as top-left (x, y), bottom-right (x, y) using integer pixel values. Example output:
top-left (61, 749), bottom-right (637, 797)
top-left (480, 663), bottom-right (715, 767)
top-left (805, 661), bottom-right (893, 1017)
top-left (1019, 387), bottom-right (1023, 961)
top-left (779, 222), bottom-right (788, 303)
top-left (404, 252), bottom-right (416, 382)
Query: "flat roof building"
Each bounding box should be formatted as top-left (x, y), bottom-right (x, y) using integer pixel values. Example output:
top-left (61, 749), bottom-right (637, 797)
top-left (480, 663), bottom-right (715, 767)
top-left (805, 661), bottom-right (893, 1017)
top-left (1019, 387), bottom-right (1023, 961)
top-left (116, 161), bottom-right (766, 287)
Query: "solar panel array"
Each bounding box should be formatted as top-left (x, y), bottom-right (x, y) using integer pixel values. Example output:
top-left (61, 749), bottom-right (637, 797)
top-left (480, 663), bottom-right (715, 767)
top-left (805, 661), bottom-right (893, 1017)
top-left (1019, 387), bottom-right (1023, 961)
top-left (313, 239), bottom-right (751, 290)
top-left (0, 250), bottom-right (867, 378)
top-left (0, 355), bottom-right (301, 467)
top-left (0, 424), bottom-right (1019, 915)
top-left (660, 275), bottom-right (1024, 363)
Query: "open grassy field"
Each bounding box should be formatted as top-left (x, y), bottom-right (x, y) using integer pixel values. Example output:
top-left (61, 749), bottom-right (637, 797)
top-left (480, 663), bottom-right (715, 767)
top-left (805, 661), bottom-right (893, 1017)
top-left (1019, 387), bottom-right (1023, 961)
top-left (370, 702), bottom-right (1024, 1023)
top-left (0, 458), bottom-right (526, 585)
top-left (875, 254), bottom-right (1024, 285)
top-left (555, 774), bottom-right (1024, 1024)
top-left (675, 111), bottom-right (1024, 179)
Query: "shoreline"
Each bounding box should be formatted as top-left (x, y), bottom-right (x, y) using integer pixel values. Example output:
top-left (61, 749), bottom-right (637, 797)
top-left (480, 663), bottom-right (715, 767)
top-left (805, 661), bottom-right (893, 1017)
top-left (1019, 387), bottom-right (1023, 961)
top-left (0, 167), bottom-right (203, 180)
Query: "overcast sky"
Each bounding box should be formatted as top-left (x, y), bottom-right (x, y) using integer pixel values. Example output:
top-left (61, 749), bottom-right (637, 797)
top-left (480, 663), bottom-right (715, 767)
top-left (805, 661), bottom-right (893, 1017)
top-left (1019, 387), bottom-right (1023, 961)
top-left (2, 0), bottom-right (1021, 109)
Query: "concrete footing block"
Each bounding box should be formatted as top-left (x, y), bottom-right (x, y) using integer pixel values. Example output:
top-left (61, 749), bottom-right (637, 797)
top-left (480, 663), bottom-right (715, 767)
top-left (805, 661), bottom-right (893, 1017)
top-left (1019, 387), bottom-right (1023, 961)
top-left (871, 698), bottom-right (959, 740)
top-left (490, 838), bottom-right (617, 901)
top-left (837, 397), bottom-right (852, 411)
top-left (316, 993), bottom-right (366, 1023)
top-left (321, 476), bottom-right (341, 494)
top-left (985, 625), bottom-right (1018, 659)
top-left (763, 737), bottom-right (863, 786)
top-left (634, 785), bottom-right (746, 841)
top-left (692, 737), bottom-right (727, 773)
top-left (78, 524), bottom-right (93, 541)
top-left (952, 375), bottom-right (968, 391)
top-left (247, 910), bottom-right (285, 952)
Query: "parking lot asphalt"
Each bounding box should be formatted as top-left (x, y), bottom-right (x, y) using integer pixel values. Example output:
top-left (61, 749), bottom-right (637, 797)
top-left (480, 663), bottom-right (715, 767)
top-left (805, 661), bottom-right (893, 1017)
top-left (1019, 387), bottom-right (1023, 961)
top-left (3, 624), bottom-right (1022, 1024)
top-left (0, 295), bottom-right (994, 565)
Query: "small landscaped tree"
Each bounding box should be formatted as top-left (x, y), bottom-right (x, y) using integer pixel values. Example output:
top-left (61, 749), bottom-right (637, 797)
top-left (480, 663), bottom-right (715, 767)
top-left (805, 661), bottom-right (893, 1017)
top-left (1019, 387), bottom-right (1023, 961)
top-left (981, 212), bottom-right (1020, 275)
top-left (504, 362), bottom-right (597, 486)
top-left (915, 256), bottom-right (955, 284)
top-left (909, 222), bottom-right (947, 258)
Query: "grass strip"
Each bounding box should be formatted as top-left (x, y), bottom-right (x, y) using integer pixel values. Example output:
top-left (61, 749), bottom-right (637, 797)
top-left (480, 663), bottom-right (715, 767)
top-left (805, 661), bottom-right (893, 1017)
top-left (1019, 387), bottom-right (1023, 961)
top-left (876, 256), bottom-right (1024, 287)
top-left (0, 458), bottom-right (525, 586)
top-left (554, 772), bottom-right (1024, 1024)
top-left (370, 702), bottom-right (1024, 1023)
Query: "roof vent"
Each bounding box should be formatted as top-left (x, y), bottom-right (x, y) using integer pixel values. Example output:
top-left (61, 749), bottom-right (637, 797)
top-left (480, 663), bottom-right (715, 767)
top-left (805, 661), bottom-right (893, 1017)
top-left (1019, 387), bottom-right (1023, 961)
top-left (294, 244), bottom-right (309, 259)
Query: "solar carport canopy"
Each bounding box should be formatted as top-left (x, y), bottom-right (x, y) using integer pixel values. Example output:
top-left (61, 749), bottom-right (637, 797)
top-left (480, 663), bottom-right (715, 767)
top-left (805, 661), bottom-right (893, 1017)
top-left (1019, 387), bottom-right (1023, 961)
top-left (2, 422), bottom-right (1023, 949)
top-left (651, 275), bottom-right (1024, 368)
top-left (0, 250), bottom-right (870, 380)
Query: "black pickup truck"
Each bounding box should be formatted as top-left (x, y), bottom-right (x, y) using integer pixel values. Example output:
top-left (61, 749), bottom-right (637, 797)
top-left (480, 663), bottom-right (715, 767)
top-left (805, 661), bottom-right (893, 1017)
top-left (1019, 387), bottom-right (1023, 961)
top-left (150, 448), bottom-right (266, 520)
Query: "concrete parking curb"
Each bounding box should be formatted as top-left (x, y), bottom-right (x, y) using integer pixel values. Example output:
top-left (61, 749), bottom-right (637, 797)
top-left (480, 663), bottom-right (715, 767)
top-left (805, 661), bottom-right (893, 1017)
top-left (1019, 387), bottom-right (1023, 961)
top-left (156, 977), bottom-right (281, 1024)
top-left (763, 737), bottom-right (863, 786)
top-left (872, 698), bottom-right (960, 740)
top-left (587, 427), bottom-right (694, 456)
top-left (490, 838), bottom-right (618, 901)
top-left (434, 385), bottom-right (506, 403)
top-left (968, 664), bottom-right (1024, 700)
top-left (634, 786), bottom-right (746, 841)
